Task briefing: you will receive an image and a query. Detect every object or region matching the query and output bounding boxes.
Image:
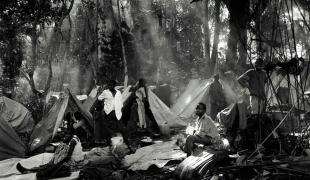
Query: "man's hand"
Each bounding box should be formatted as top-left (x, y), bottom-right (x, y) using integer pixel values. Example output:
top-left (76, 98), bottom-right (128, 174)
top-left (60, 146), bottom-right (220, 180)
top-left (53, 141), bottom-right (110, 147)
top-left (101, 84), bottom-right (107, 90)
top-left (73, 121), bottom-right (84, 129)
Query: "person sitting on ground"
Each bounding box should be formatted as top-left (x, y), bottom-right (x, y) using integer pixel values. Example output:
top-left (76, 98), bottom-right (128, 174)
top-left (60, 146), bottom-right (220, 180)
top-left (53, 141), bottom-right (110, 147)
top-left (238, 58), bottom-right (267, 114)
top-left (183, 103), bottom-right (220, 156)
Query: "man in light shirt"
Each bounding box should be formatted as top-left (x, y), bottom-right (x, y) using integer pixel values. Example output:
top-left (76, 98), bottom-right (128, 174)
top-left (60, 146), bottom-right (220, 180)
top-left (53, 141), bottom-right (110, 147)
top-left (95, 80), bottom-right (123, 144)
top-left (183, 103), bottom-right (220, 156)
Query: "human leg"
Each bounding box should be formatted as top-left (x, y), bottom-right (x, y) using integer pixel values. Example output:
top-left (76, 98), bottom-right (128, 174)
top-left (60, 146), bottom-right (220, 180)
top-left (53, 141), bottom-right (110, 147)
top-left (250, 96), bottom-right (259, 114)
top-left (184, 135), bottom-right (213, 156)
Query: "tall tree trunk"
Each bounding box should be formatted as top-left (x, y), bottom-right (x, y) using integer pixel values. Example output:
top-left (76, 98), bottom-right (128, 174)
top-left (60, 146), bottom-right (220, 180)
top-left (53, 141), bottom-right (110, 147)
top-left (225, 0), bottom-right (249, 71)
top-left (94, 0), bottom-right (99, 85)
top-left (238, 27), bottom-right (248, 69)
top-left (254, 10), bottom-right (263, 58)
top-left (252, 0), bottom-right (269, 59)
top-left (210, 0), bottom-right (221, 76)
top-left (1, 28), bottom-right (22, 95)
top-left (28, 0), bottom-right (45, 95)
top-left (117, 0), bottom-right (128, 87)
top-left (237, 0), bottom-right (249, 71)
top-left (29, 33), bottom-right (39, 94)
top-left (169, 1), bottom-right (178, 70)
top-left (226, 15), bottom-right (238, 70)
top-left (204, 0), bottom-right (211, 63)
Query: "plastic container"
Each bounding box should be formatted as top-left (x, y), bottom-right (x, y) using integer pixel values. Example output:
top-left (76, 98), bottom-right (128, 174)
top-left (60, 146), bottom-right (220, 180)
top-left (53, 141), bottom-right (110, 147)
top-left (140, 137), bottom-right (153, 147)
top-left (159, 122), bottom-right (171, 137)
top-left (111, 135), bottom-right (124, 147)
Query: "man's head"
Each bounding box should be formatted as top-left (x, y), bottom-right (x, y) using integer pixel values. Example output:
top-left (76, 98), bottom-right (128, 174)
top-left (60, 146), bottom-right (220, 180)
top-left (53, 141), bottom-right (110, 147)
top-left (254, 58), bottom-right (264, 69)
top-left (107, 80), bottom-right (117, 91)
top-left (214, 74), bottom-right (219, 81)
top-left (138, 78), bottom-right (146, 87)
top-left (195, 102), bottom-right (206, 117)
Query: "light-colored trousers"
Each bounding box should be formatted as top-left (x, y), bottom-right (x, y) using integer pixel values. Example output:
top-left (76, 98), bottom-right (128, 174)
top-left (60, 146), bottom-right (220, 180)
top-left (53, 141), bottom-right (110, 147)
top-left (250, 96), bottom-right (265, 114)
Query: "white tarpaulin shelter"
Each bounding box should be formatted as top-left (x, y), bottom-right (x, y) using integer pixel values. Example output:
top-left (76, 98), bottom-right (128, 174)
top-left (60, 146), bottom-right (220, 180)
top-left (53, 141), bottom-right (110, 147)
top-left (171, 78), bottom-right (238, 121)
top-left (148, 90), bottom-right (186, 127)
top-left (122, 85), bottom-right (187, 127)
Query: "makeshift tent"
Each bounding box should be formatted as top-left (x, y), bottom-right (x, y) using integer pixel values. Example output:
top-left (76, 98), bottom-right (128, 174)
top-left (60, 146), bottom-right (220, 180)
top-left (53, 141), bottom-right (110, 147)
top-left (121, 85), bottom-right (186, 128)
top-left (67, 89), bottom-right (94, 129)
top-left (172, 79), bottom-right (238, 121)
top-left (267, 72), bottom-right (310, 111)
top-left (0, 96), bottom-right (34, 160)
top-left (29, 88), bottom-right (98, 152)
top-left (172, 79), bottom-right (211, 121)
top-left (153, 83), bottom-right (172, 107)
top-left (148, 90), bottom-right (186, 127)
top-left (217, 102), bottom-right (248, 130)
top-left (29, 96), bottom-right (69, 152)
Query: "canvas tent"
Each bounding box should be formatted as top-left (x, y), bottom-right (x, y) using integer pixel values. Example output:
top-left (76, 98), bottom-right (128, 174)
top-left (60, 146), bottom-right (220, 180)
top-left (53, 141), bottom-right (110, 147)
top-left (0, 96), bottom-right (34, 160)
top-left (29, 88), bottom-right (99, 152)
top-left (0, 85), bottom-right (186, 160)
top-left (29, 96), bottom-right (69, 152)
top-left (0, 87), bottom-right (99, 159)
top-left (171, 78), bottom-right (238, 121)
top-left (148, 90), bottom-right (186, 127)
top-left (122, 85), bottom-right (186, 128)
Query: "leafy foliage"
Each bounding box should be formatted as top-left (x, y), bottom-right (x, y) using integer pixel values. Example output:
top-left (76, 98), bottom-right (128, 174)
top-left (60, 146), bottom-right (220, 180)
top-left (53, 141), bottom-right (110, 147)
top-left (0, 0), bottom-right (71, 90)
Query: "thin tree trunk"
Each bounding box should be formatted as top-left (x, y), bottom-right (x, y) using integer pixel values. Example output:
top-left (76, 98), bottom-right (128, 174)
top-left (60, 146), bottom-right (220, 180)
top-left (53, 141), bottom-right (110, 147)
top-left (238, 0), bottom-right (249, 71)
top-left (94, 0), bottom-right (99, 85)
top-left (226, 16), bottom-right (238, 70)
top-left (210, 0), bottom-right (221, 75)
top-left (204, 0), bottom-right (211, 63)
top-left (238, 27), bottom-right (247, 69)
top-left (30, 34), bottom-right (39, 94)
top-left (117, 0), bottom-right (128, 87)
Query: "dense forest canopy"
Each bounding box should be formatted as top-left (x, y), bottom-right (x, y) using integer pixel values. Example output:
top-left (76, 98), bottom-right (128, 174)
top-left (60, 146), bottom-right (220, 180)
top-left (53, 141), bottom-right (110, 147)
top-left (1, 0), bottom-right (310, 120)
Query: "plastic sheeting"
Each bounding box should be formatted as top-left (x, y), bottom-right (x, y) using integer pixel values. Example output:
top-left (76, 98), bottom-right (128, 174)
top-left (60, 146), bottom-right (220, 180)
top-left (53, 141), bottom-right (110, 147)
top-left (82, 87), bottom-right (100, 112)
top-left (122, 140), bottom-right (186, 171)
top-left (0, 153), bottom-right (53, 178)
top-left (121, 86), bottom-right (186, 127)
top-left (172, 79), bottom-right (211, 120)
top-left (0, 97), bottom-right (34, 160)
top-left (217, 102), bottom-right (248, 130)
top-left (29, 96), bottom-right (69, 152)
top-left (68, 90), bottom-right (93, 128)
top-left (0, 153), bottom-right (79, 180)
top-left (171, 79), bottom-right (238, 121)
top-left (148, 90), bottom-right (186, 127)
top-left (0, 96), bottom-right (34, 134)
top-left (0, 116), bottom-right (27, 160)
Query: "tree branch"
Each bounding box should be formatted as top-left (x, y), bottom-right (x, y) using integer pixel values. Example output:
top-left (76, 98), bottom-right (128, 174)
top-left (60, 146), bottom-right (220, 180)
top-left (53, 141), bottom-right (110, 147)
top-left (43, 59), bottom-right (53, 95)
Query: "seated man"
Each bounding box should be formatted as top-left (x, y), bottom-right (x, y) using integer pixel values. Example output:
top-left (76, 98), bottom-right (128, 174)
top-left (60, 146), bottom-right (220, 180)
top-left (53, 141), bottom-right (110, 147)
top-left (183, 103), bottom-right (220, 156)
